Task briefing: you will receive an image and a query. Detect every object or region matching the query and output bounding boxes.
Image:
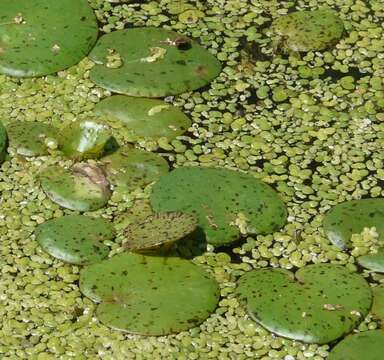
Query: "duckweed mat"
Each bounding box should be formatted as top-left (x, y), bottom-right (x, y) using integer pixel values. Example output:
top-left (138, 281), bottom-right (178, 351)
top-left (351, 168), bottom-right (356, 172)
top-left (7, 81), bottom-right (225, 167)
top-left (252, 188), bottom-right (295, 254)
top-left (1, 0), bottom-right (384, 359)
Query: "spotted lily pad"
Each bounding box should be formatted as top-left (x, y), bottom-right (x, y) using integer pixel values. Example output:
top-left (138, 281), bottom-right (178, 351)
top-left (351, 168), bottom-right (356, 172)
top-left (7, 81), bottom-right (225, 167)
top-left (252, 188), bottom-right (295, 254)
top-left (358, 250), bottom-right (384, 273)
top-left (79, 252), bottom-right (219, 335)
top-left (60, 119), bottom-right (112, 160)
top-left (150, 167), bottom-right (287, 246)
top-left (270, 9), bottom-right (344, 52)
top-left (0, 0), bottom-right (98, 77)
top-left (6, 121), bottom-right (57, 157)
top-left (123, 212), bottom-right (197, 251)
top-left (101, 146), bottom-right (169, 192)
top-left (40, 163), bottom-right (111, 211)
top-left (328, 330), bottom-right (384, 360)
top-left (114, 200), bottom-right (154, 232)
top-left (35, 215), bottom-right (114, 265)
top-left (237, 264), bottom-right (372, 344)
top-left (371, 285), bottom-right (384, 322)
top-left (94, 95), bottom-right (191, 141)
top-left (0, 121), bottom-right (7, 163)
top-left (89, 27), bottom-right (221, 97)
top-left (323, 199), bottom-right (384, 249)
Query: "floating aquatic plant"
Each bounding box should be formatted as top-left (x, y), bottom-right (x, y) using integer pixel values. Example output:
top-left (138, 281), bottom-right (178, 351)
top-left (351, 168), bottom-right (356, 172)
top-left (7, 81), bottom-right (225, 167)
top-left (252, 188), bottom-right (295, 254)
top-left (123, 212), bottom-right (197, 252)
top-left (101, 146), bottom-right (169, 193)
top-left (88, 27), bottom-right (221, 97)
top-left (59, 119), bottom-right (112, 160)
top-left (94, 95), bottom-right (191, 141)
top-left (79, 252), bottom-right (220, 335)
top-left (6, 121), bottom-right (58, 157)
top-left (35, 215), bottom-right (114, 265)
top-left (151, 166), bottom-right (287, 245)
top-left (236, 264), bottom-right (372, 344)
top-left (0, 121), bottom-right (7, 163)
top-left (328, 330), bottom-right (384, 360)
top-left (270, 9), bottom-right (344, 52)
top-left (0, 0), bottom-right (98, 77)
top-left (40, 163), bottom-right (111, 211)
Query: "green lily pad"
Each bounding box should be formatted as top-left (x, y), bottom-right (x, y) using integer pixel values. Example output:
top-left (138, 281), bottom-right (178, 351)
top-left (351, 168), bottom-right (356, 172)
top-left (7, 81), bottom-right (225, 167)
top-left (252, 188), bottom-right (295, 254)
top-left (60, 119), bottom-right (112, 160)
top-left (6, 121), bottom-right (58, 157)
top-left (323, 198), bottom-right (384, 249)
top-left (94, 95), bottom-right (191, 141)
top-left (40, 163), bottom-right (111, 211)
top-left (79, 252), bottom-right (219, 335)
top-left (358, 250), bottom-right (384, 273)
top-left (123, 212), bottom-right (197, 251)
top-left (0, 121), bottom-right (7, 163)
top-left (371, 285), bottom-right (384, 321)
top-left (89, 27), bottom-right (221, 97)
top-left (114, 200), bottom-right (154, 232)
top-left (237, 264), bottom-right (372, 344)
top-left (150, 166), bottom-right (287, 246)
top-left (35, 215), bottom-right (114, 265)
top-left (101, 146), bottom-right (169, 192)
top-left (271, 9), bottom-right (344, 52)
top-left (328, 330), bottom-right (384, 360)
top-left (0, 0), bottom-right (98, 77)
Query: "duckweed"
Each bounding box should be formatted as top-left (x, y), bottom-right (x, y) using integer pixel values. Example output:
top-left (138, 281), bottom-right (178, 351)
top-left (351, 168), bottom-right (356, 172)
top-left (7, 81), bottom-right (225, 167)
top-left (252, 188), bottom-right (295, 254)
top-left (1, 0), bottom-right (384, 358)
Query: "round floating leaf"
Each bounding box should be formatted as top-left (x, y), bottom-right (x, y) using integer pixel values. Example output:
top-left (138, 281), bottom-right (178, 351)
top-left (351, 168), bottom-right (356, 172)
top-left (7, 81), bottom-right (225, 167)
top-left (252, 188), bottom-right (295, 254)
top-left (237, 264), bottom-right (372, 344)
top-left (6, 121), bottom-right (57, 157)
top-left (358, 250), bottom-right (384, 273)
top-left (0, 0), bottom-right (98, 77)
top-left (0, 121), bottom-right (7, 163)
top-left (150, 166), bottom-right (287, 246)
top-left (328, 330), bottom-right (384, 360)
top-left (79, 252), bottom-right (219, 335)
top-left (123, 212), bottom-right (197, 251)
top-left (89, 27), bottom-right (221, 97)
top-left (271, 9), bottom-right (344, 52)
top-left (40, 163), bottom-right (111, 211)
top-left (101, 146), bottom-right (169, 192)
top-left (323, 199), bottom-right (384, 249)
top-left (59, 119), bottom-right (112, 160)
top-left (35, 215), bottom-right (114, 265)
top-left (94, 95), bottom-right (191, 141)
top-left (371, 285), bottom-right (384, 322)
top-left (114, 200), bottom-right (154, 232)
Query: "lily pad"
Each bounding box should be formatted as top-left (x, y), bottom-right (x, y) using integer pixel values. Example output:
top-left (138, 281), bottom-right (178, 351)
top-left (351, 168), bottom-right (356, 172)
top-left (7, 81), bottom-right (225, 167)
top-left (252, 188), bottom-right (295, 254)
top-left (323, 198), bottom-right (384, 249)
top-left (89, 27), bottom-right (221, 97)
top-left (371, 285), bottom-right (384, 321)
top-left (114, 200), bottom-right (154, 232)
top-left (0, 121), bottom-right (7, 163)
top-left (123, 212), bottom-right (197, 251)
top-left (79, 252), bottom-right (219, 335)
top-left (328, 330), bottom-right (384, 360)
top-left (358, 250), bottom-right (384, 273)
top-left (40, 163), bottom-right (111, 211)
top-left (101, 146), bottom-right (169, 192)
top-left (237, 264), bottom-right (372, 344)
top-left (35, 215), bottom-right (114, 265)
top-left (270, 9), bottom-right (344, 52)
top-left (0, 0), bottom-right (98, 77)
top-left (59, 119), bottom-right (112, 160)
top-left (94, 95), bottom-right (191, 141)
top-left (6, 121), bottom-right (58, 157)
top-left (150, 166), bottom-right (287, 246)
